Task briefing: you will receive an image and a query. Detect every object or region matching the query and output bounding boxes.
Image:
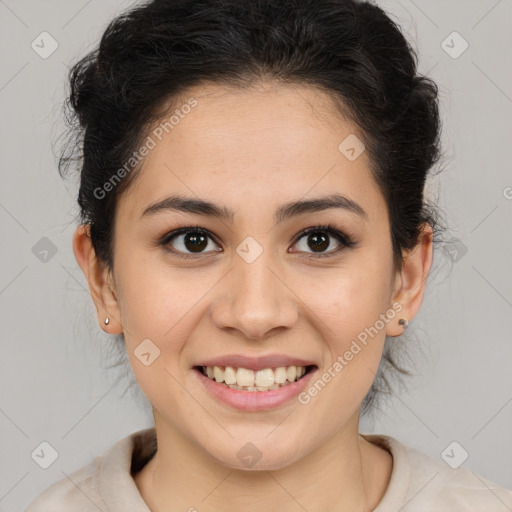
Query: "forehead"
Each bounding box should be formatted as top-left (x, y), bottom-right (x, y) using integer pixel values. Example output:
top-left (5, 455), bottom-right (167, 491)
top-left (118, 82), bottom-right (384, 224)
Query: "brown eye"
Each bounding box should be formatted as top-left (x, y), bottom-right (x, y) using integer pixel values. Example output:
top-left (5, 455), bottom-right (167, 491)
top-left (162, 227), bottom-right (221, 258)
top-left (290, 224), bottom-right (355, 258)
top-left (160, 223), bottom-right (355, 260)
top-left (181, 232), bottom-right (209, 252)
top-left (303, 232), bottom-right (331, 252)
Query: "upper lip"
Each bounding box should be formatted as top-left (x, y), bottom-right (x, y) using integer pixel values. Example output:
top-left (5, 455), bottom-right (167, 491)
top-left (195, 354), bottom-right (317, 371)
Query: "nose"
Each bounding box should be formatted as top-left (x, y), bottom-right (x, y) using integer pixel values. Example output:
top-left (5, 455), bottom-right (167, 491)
top-left (210, 253), bottom-right (299, 341)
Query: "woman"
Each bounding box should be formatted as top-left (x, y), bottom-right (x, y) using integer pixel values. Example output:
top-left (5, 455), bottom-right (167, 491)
top-left (26, 0), bottom-right (512, 510)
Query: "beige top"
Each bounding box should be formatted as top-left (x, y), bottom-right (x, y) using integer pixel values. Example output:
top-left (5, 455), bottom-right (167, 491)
top-left (26, 427), bottom-right (512, 511)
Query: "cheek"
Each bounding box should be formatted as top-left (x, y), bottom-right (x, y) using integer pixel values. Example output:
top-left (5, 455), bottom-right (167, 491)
top-left (114, 246), bottom-right (198, 338)
top-left (115, 258), bottom-right (224, 399)
top-left (300, 252), bottom-right (394, 377)
top-left (303, 258), bottom-right (393, 330)
top-left (298, 282), bottom-right (392, 424)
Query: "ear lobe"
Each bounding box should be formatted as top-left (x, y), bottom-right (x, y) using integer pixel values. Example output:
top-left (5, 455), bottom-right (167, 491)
top-left (72, 224), bottom-right (123, 334)
top-left (386, 223), bottom-right (434, 337)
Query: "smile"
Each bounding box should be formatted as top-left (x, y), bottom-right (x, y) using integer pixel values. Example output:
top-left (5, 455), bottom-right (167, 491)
top-left (193, 363), bottom-right (318, 411)
top-left (198, 365), bottom-right (313, 392)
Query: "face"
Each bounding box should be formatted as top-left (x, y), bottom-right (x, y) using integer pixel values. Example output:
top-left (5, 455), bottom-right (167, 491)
top-left (76, 81), bottom-right (431, 470)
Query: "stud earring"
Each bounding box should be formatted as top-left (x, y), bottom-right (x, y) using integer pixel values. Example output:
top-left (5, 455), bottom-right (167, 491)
top-left (398, 318), bottom-right (408, 330)
top-left (104, 317), bottom-right (110, 325)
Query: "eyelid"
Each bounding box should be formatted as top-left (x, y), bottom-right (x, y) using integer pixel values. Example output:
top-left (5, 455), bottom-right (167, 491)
top-left (159, 223), bottom-right (356, 259)
top-left (289, 223), bottom-right (356, 258)
top-left (159, 225), bottom-right (220, 259)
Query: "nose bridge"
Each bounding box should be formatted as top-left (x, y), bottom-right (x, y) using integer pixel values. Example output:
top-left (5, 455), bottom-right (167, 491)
top-left (212, 242), bottom-right (298, 339)
top-left (237, 248), bottom-right (279, 305)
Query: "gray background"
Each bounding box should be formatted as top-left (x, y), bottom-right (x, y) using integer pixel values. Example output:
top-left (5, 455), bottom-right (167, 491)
top-left (1, 0), bottom-right (511, 510)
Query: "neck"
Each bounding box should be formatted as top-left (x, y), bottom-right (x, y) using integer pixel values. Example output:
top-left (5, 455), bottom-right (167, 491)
top-left (134, 411), bottom-right (393, 512)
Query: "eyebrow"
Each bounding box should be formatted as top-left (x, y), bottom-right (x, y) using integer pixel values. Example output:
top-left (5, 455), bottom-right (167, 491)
top-left (140, 193), bottom-right (368, 223)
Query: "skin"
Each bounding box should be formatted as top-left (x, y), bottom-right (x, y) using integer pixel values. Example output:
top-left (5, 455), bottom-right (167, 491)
top-left (73, 81), bottom-right (433, 512)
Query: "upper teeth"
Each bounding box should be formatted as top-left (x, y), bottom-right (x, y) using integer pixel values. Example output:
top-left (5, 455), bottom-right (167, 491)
top-left (203, 365), bottom-right (307, 388)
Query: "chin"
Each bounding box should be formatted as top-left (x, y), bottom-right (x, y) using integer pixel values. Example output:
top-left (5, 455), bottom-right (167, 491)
top-left (205, 436), bottom-right (305, 472)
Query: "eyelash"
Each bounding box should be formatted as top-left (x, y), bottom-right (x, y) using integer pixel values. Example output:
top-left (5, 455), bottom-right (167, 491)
top-left (159, 223), bottom-right (356, 260)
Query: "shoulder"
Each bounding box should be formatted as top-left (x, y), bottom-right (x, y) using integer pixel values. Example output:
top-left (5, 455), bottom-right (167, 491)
top-left (363, 433), bottom-right (512, 512)
top-left (25, 428), bottom-right (156, 512)
top-left (406, 442), bottom-right (512, 511)
top-left (25, 457), bottom-right (103, 512)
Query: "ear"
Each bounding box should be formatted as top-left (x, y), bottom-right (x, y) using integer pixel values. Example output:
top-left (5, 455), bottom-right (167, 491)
top-left (386, 223), bottom-right (434, 337)
top-left (72, 224), bottom-right (123, 334)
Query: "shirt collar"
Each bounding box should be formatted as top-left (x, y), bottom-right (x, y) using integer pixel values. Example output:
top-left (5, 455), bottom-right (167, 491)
top-left (95, 428), bottom-right (408, 511)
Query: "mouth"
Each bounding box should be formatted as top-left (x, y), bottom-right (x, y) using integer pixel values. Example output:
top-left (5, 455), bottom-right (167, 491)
top-left (193, 364), bottom-right (317, 392)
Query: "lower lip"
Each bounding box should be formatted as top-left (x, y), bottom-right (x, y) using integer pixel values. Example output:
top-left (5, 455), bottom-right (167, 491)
top-left (193, 367), bottom-right (318, 411)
